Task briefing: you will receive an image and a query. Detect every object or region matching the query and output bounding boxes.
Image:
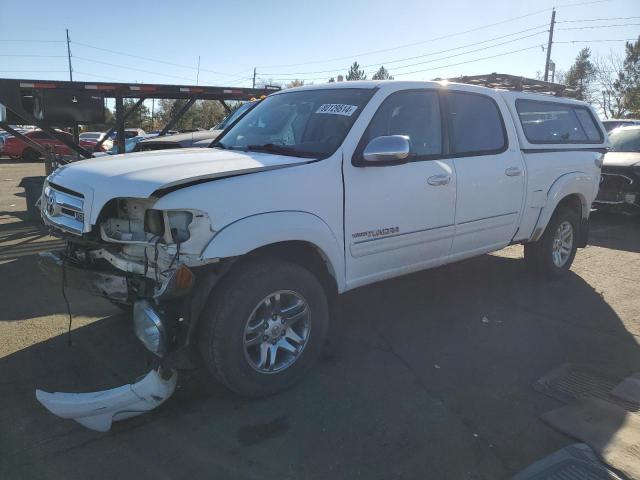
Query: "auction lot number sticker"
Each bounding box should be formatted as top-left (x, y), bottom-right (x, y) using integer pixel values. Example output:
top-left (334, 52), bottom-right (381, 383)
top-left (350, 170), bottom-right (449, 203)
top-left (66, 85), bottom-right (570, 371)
top-left (316, 104), bottom-right (358, 116)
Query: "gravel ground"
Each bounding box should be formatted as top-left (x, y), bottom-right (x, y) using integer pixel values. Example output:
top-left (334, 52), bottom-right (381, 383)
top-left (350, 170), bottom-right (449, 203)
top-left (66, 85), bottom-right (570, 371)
top-left (1, 158), bottom-right (639, 480)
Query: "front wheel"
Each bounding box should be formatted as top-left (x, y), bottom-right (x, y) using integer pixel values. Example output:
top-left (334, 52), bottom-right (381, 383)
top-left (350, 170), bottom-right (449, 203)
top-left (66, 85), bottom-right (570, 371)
top-left (524, 207), bottom-right (579, 278)
top-left (198, 258), bottom-right (329, 397)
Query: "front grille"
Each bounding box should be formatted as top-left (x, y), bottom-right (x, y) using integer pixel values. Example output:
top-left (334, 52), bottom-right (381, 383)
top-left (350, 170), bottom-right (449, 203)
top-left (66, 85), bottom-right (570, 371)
top-left (42, 184), bottom-right (85, 235)
top-left (596, 173), bottom-right (634, 204)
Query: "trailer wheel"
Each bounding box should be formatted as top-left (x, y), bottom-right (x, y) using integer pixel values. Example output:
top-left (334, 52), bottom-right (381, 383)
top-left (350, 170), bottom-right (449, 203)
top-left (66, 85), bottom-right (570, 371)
top-left (525, 206), bottom-right (579, 278)
top-left (198, 257), bottom-right (329, 397)
top-left (22, 148), bottom-right (41, 162)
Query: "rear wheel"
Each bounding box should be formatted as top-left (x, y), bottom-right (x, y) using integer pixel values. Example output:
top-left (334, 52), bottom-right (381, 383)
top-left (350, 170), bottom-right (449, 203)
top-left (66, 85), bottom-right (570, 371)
top-left (525, 207), bottom-right (579, 278)
top-left (198, 258), bottom-right (329, 397)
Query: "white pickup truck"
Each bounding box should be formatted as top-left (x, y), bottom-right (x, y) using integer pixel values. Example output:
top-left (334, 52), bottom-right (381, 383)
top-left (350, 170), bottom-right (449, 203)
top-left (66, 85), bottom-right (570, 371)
top-left (39, 80), bottom-right (607, 398)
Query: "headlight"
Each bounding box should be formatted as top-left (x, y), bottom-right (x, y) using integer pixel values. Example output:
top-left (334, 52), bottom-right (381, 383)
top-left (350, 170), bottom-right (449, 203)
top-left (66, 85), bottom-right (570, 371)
top-left (133, 300), bottom-right (167, 357)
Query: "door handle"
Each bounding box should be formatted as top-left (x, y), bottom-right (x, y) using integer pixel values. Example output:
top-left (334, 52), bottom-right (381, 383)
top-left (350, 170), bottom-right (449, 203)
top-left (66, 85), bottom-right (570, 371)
top-left (505, 167), bottom-right (522, 177)
top-left (427, 174), bottom-right (451, 186)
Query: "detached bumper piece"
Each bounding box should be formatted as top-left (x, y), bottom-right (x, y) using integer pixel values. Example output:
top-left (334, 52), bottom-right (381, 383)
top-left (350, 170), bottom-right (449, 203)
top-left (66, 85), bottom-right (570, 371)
top-left (35, 368), bottom-right (177, 432)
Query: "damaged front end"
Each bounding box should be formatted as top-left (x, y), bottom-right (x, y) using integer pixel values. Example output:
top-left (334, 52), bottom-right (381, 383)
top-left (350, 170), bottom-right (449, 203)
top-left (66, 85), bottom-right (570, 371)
top-left (40, 185), bottom-right (219, 359)
top-left (37, 183), bottom-right (222, 430)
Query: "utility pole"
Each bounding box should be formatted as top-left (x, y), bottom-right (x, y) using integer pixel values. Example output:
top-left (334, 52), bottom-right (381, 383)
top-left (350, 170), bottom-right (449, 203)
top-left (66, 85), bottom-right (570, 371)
top-left (66, 29), bottom-right (73, 81)
top-left (252, 67), bottom-right (256, 88)
top-left (66, 29), bottom-right (80, 146)
top-left (196, 56), bottom-right (201, 85)
top-left (543, 9), bottom-right (556, 82)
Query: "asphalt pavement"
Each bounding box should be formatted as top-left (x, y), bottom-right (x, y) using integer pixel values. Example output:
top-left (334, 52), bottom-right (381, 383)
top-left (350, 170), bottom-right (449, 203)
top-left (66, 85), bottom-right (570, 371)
top-left (1, 158), bottom-right (639, 480)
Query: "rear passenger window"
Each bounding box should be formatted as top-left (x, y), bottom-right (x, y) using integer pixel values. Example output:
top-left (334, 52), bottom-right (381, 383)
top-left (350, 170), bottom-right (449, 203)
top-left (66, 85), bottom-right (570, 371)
top-left (516, 99), bottom-right (603, 144)
top-left (447, 92), bottom-right (507, 155)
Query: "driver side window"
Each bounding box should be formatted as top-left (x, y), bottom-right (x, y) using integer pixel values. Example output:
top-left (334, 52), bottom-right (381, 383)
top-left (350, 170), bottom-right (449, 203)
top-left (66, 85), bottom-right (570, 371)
top-left (362, 90), bottom-right (442, 159)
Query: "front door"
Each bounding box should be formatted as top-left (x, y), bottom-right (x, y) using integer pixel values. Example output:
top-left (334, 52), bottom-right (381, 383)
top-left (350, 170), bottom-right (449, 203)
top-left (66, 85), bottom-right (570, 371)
top-left (343, 89), bottom-right (456, 289)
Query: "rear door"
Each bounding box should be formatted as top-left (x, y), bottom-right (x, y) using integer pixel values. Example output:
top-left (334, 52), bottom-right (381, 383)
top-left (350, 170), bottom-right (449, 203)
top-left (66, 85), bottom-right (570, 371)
top-left (444, 90), bottom-right (525, 259)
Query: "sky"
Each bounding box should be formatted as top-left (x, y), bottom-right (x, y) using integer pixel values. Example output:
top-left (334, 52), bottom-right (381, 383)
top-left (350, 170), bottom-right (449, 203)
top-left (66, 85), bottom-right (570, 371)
top-left (0, 0), bottom-right (639, 89)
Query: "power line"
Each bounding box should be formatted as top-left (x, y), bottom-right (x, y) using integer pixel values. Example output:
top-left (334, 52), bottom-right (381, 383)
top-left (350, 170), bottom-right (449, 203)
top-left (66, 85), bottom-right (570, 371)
top-left (0, 70), bottom-right (68, 73)
top-left (0, 54), bottom-right (66, 57)
top-left (255, 0), bottom-right (617, 69)
top-left (261, 26), bottom-right (549, 76)
top-left (267, 44), bottom-right (546, 82)
top-left (0, 39), bottom-right (65, 43)
top-left (555, 38), bottom-right (637, 43)
top-left (557, 16), bottom-right (640, 23)
top-left (390, 44), bottom-right (546, 78)
top-left (557, 22), bottom-right (640, 31)
top-left (266, 36), bottom-right (636, 83)
top-left (257, 9), bottom-right (553, 69)
top-left (73, 56), bottom-right (196, 82)
top-left (70, 40), bottom-right (246, 79)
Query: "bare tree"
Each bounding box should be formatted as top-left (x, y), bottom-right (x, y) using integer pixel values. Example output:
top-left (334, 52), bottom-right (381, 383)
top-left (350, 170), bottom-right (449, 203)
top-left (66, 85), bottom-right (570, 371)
top-left (593, 53), bottom-right (626, 119)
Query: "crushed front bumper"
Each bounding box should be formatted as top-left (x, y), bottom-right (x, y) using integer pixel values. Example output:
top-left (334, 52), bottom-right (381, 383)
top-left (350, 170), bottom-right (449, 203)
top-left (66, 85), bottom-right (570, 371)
top-left (38, 251), bottom-right (129, 303)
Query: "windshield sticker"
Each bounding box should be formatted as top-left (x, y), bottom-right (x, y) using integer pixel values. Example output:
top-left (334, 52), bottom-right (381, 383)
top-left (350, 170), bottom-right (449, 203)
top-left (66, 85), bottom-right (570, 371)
top-left (316, 104), bottom-right (358, 116)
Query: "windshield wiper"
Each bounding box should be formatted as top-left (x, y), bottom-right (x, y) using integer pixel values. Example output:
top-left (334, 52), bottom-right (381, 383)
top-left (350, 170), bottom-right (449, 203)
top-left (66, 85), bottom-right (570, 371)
top-left (209, 141), bottom-right (227, 150)
top-left (245, 143), bottom-right (316, 158)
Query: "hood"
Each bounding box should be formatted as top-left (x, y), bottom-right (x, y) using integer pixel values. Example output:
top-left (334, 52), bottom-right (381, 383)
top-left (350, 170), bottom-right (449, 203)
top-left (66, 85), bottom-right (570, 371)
top-left (47, 147), bottom-right (310, 224)
top-left (138, 130), bottom-right (219, 147)
top-left (602, 151), bottom-right (640, 168)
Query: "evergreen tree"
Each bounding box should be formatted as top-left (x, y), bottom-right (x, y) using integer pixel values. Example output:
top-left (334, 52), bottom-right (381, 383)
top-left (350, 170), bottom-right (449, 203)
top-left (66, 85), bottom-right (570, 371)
top-left (346, 62), bottom-right (367, 81)
top-left (564, 48), bottom-right (595, 101)
top-left (372, 66), bottom-right (393, 80)
top-left (616, 36), bottom-right (640, 116)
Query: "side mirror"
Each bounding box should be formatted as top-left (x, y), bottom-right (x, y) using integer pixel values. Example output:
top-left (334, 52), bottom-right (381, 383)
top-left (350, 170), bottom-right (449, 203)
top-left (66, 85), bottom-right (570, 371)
top-left (362, 135), bottom-right (410, 165)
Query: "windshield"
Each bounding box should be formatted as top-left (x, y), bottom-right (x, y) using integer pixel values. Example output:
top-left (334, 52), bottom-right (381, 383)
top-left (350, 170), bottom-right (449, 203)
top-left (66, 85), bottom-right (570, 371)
top-left (609, 128), bottom-right (640, 152)
top-left (215, 88), bottom-right (374, 158)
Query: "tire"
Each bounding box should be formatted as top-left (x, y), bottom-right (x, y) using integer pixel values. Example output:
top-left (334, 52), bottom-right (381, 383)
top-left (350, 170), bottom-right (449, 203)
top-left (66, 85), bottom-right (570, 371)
top-left (524, 206), bottom-right (579, 279)
top-left (198, 257), bottom-right (329, 397)
top-left (22, 148), bottom-right (41, 162)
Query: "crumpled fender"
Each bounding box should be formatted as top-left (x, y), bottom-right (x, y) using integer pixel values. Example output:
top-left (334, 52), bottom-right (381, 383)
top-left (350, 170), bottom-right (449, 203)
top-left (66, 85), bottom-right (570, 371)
top-left (35, 368), bottom-right (177, 432)
top-left (201, 211), bottom-right (345, 292)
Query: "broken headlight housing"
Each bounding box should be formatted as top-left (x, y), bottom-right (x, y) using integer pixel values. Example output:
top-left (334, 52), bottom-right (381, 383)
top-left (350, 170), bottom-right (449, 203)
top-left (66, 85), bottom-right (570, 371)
top-left (100, 198), bottom-right (205, 246)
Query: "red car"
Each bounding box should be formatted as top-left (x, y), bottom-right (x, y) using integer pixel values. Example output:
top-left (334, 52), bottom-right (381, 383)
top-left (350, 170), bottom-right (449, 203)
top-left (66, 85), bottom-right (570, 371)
top-left (2, 130), bottom-right (104, 161)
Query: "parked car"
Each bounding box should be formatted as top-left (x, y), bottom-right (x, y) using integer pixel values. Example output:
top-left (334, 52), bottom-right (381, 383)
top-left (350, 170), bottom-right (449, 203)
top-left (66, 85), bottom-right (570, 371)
top-left (79, 131), bottom-right (113, 150)
top-left (39, 81), bottom-right (606, 404)
top-left (93, 133), bottom-right (159, 156)
top-left (601, 118), bottom-right (640, 132)
top-left (594, 125), bottom-right (640, 214)
top-left (109, 128), bottom-right (146, 140)
top-left (134, 100), bottom-right (259, 152)
top-left (3, 129), bottom-right (105, 161)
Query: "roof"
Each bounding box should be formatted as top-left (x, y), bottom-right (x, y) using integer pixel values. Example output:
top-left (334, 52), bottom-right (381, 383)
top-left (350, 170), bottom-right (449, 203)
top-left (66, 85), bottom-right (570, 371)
top-left (276, 79), bottom-right (587, 104)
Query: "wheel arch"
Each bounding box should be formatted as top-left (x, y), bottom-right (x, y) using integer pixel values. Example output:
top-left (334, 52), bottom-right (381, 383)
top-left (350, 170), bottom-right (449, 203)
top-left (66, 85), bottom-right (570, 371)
top-left (201, 211), bottom-right (345, 293)
top-left (529, 172), bottom-right (594, 246)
